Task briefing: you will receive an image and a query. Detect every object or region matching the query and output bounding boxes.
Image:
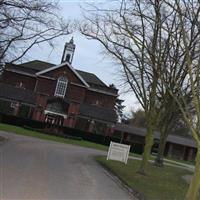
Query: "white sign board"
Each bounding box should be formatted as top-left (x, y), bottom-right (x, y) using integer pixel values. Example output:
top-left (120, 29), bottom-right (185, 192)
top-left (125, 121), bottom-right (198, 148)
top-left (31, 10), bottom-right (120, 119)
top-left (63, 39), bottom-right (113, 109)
top-left (107, 141), bottom-right (130, 164)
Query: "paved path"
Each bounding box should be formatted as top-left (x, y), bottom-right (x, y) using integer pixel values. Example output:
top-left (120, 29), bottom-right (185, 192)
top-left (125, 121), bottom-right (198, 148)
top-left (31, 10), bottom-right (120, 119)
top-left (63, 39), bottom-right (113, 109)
top-left (163, 158), bottom-right (195, 171)
top-left (0, 131), bottom-right (132, 200)
top-left (128, 155), bottom-right (195, 172)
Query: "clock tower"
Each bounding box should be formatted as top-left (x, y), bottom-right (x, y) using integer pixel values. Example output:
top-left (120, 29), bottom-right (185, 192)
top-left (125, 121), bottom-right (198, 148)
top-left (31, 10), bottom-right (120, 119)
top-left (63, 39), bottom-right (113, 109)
top-left (61, 37), bottom-right (76, 64)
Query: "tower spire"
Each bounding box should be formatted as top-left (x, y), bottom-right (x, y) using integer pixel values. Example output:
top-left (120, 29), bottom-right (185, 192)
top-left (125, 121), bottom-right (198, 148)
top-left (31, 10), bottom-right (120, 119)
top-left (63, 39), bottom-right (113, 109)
top-left (61, 37), bottom-right (76, 64)
top-left (69, 37), bottom-right (74, 44)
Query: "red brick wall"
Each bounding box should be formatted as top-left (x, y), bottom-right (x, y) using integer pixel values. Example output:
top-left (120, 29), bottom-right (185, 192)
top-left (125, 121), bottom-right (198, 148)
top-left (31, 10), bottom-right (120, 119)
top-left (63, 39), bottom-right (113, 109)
top-left (3, 71), bottom-right (36, 90)
top-left (36, 77), bottom-right (56, 96)
top-left (35, 77), bottom-right (87, 102)
top-left (66, 84), bottom-right (86, 103)
top-left (32, 94), bottom-right (48, 121)
top-left (84, 90), bottom-right (116, 108)
top-left (68, 102), bottom-right (80, 115)
top-left (64, 102), bottom-right (80, 128)
top-left (43, 65), bottom-right (84, 85)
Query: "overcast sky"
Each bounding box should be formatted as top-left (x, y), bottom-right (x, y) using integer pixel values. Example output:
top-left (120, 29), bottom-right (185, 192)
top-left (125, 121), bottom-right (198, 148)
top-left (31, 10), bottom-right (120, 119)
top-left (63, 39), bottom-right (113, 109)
top-left (25, 0), bottom-right (141, 114)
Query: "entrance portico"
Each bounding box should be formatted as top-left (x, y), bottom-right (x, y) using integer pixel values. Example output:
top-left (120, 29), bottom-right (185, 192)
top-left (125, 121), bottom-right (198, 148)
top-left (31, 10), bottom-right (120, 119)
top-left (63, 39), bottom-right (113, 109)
top-left (44, 98), bottom-right (69, 126)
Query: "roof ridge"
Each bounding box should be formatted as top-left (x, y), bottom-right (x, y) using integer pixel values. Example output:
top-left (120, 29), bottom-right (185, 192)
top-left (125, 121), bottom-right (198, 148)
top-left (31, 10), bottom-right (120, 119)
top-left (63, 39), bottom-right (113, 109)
top-left (76, 69), bottom-right (96, 75)
top-left (36, 61), bottom-right (90, 87)
top-left (20, 60), bottom-right (56, 66)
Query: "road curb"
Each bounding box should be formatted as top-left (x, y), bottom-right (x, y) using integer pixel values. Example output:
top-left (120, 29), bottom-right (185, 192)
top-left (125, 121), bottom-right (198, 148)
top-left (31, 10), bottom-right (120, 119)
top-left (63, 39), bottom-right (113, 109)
top-left (96, 160), bottom-right (146, 200)
top-left (0, 136), bottom-right (8, 145)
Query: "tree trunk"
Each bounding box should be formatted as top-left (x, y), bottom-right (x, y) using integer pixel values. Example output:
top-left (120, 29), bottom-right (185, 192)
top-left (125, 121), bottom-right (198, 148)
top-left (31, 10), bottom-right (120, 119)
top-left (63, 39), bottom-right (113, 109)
top-left (185, 146), bottom-right (200, 200)
top-left (154, 128), bottom-right (167, 167)
top-left (138, 125), bottom-right (154, 175)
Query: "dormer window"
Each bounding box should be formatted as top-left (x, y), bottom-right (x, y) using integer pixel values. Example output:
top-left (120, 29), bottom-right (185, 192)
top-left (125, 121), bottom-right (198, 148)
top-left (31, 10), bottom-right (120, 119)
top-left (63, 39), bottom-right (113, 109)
top-left (54, 76), bottom-right (68, 98)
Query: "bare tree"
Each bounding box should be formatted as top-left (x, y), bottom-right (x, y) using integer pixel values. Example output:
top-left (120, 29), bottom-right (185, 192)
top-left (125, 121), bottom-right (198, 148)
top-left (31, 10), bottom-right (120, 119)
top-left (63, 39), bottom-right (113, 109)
top-left (129, 109), bottom-right (146, 128)
top-left (0, 0), bottom-right (71, 65)
top-left (80, 0), bottom-right (168, 174)
top-left (153, 5), bottom-right (196, 165)
top-left (155, 92), bottom-right (192, 166)
top-left (80, 1), bottom-right (200, 197)
top-left (163, 0), bottom-right (200, 199)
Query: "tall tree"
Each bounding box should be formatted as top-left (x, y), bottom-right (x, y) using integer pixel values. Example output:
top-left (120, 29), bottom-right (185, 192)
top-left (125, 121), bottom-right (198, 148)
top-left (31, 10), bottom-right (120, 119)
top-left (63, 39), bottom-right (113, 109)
top-left (163, 0), bottom-right (200, 199)
top-left (80, 0), bottom-right (166, 174)
top-left (0, 0), bottom-right (70, 65)
top-left (153, 8), bottom-right (195, 165)
top-left (115, 98), bottom-right (125, 122)
top-left (129, 109), bottom-right (146, 128)
top-left (109, 84), bottom-right (125, 122)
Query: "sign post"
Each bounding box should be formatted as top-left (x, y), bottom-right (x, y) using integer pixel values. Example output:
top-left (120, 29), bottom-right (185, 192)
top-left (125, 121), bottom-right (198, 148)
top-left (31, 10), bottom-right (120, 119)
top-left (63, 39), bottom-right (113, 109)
top-left (107, 141), bottom-right (130, 164)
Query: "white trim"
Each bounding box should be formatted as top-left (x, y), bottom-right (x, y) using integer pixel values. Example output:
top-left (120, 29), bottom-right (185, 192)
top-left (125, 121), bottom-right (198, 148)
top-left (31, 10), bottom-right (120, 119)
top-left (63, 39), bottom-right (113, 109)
top-left (70, 82), bottom-right (87, 88)
top-left (44, 110), bottom-right (67, 118)
top-left (0, 97), bottom-right (36, 107)
top-left (54, 76), bottom-right (68, 98)
top-left (77, 115), bottom-right (115, 124)
top-left (37, 75), bottom-right (56, 80)
top-left (36, 61), bottom-right (90, 87)
top-left (10, 101), bottom-right (19, 109)
top-left (5, 69), bottom-right (36, 77)
top-left (88, 88), bottom-right (118, 97)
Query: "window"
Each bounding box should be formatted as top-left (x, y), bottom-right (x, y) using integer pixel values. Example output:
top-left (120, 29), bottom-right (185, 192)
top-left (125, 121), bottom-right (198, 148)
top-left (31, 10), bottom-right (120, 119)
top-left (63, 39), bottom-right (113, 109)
top-left (66, 54), bottom-right (70, 62)
top-left (10, 102), bottom-right (19, 109)
top-left (15, 82), bottom-right (25, 89)
top-left (54, 76), bottom-right (68, 98)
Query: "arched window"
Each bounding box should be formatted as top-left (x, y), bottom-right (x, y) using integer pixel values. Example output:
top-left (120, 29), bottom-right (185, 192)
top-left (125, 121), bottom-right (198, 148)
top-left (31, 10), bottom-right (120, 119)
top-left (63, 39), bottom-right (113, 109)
top-left (54, 76), bottom-right (68, 98)
top-left (66, 54), bottom-right (71, 62)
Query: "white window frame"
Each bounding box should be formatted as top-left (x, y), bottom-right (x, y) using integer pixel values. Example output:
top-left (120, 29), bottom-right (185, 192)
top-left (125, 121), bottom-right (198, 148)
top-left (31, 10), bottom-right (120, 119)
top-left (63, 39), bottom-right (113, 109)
top-left (54, 76), bottom-right (68, 98)
top-left (10, 102), bottom-right (19, 109)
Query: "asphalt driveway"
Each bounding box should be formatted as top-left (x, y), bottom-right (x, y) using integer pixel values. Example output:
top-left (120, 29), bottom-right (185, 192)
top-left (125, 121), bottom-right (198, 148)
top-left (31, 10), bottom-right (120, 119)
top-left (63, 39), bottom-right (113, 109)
top-left (0, 131), bottom-right (132, 200)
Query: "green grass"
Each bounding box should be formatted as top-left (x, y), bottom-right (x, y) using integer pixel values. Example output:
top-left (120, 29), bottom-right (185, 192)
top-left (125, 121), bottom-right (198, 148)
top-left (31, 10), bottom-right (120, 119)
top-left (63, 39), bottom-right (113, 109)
top-left (0, 123), bottom-right (195, 167)
top-left (96, 156), bottom-right (192, 200)
top-left (0, 123), bottom-right (108, 151)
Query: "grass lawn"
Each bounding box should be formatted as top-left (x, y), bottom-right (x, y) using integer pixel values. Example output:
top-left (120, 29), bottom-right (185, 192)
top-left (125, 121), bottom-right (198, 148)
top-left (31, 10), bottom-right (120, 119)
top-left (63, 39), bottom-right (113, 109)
top-left (0, 123), bottom-right (108, 151)
top-left (96, 156), bottom-right (192, 200)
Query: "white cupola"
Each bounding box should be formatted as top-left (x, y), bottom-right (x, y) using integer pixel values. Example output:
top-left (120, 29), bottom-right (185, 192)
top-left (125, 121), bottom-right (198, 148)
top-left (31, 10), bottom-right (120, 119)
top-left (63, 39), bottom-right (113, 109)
top-left (61, 37), bottom-right (76, 64)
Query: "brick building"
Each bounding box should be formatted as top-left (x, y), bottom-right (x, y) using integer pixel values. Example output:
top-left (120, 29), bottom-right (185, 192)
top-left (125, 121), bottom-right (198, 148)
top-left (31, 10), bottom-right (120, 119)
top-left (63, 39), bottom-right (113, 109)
top-left (0, 38), bottom-right (197, 161)
top-left (0, 38), bottom-right (118, 133)
top-left (112, 123), bottom-right (197, 161)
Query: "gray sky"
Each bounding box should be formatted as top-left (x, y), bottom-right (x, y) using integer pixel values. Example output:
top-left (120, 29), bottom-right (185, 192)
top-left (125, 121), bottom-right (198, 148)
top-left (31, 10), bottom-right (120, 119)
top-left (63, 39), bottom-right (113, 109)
top-left (25, 0), bottom-right (140, 114)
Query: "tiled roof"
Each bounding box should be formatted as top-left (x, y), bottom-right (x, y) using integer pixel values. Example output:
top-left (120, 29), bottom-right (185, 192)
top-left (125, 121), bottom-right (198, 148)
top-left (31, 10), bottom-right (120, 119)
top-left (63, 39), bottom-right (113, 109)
top-left (115, 123), bottom-right (197, 148)
top-left (166, 134), bottom-right (196, 148)
top-left (77, 70), bottom-right (117, 95)
top-left (79, 104), bottom-right (117, 123)
top-left (5, 63), bottom-right (38, 75)
top-left (5, 60), bottom-right (55, 75)
top-left (20, 60), bottom-right (55, 72)
top-left (0, 83), bottom-right (36, 106)
top-left (5, 60), bottom-right (118, 95)
top-left (76, 70), bottom-right (107, 87)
